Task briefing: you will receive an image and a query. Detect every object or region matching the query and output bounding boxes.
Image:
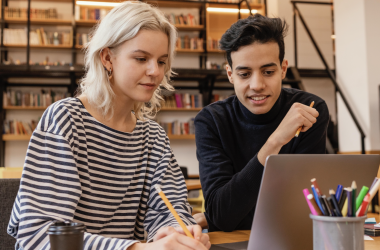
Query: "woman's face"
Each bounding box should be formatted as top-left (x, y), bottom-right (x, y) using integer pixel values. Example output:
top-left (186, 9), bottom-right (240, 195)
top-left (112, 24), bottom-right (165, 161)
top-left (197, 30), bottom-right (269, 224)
top-left (108, 29), bottom-right (169, 104)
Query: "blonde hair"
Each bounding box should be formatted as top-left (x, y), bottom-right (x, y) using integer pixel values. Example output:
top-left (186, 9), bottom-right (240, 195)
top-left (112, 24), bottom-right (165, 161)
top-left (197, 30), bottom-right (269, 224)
top-left (77, 1), bottom-right (176, 120)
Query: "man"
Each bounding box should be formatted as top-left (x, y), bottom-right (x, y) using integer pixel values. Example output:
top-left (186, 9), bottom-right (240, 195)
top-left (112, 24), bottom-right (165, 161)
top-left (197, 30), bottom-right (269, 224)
top-left (194, 14), bottom-right (329, 232)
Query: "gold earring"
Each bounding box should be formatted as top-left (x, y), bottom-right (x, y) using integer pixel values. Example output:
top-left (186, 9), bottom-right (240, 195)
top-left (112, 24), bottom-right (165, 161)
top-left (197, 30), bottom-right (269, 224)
top-left (107, 68), bottom-right (113, 80)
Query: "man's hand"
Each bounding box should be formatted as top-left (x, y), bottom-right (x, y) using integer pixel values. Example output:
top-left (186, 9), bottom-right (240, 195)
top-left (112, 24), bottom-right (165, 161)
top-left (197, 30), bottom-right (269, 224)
top-left (258, 102), bottom-right (318, 165)
top-left (193, 213), bottom-right (209, 229)
top-left (129, 225), bottom-right (210, 250)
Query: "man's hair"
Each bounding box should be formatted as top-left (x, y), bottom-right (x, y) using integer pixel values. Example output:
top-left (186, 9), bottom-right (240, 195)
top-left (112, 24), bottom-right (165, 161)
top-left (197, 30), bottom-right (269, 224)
top-left (219, 14), bottom-right (288, 68)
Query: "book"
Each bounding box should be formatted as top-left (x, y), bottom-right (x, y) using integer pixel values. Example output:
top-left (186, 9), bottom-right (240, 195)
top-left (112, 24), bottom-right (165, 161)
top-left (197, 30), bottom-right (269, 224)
top-left (364, 224), bottom-right (380, 237)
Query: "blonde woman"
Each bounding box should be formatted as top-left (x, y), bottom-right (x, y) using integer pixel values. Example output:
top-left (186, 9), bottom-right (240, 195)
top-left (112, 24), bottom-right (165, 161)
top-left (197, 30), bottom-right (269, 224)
top-left (7, 2), bottom-right (210, 250)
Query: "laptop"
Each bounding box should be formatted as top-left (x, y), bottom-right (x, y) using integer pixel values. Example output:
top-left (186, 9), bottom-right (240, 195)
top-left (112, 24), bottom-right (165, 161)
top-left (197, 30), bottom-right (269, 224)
top-left (210, 154), bottom-right (380, 250)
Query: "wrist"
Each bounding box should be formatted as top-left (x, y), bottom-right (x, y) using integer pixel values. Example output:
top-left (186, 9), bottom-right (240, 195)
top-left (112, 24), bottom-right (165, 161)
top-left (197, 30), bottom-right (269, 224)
top-left (128, 243), bottom-right (145, 250)
top-left (268, 131), bottom-right (285, 148)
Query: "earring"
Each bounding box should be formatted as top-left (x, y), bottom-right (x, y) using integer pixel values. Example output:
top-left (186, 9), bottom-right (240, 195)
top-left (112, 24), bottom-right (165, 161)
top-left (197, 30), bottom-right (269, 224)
top-left (104, 66), bottom-right (113, 80)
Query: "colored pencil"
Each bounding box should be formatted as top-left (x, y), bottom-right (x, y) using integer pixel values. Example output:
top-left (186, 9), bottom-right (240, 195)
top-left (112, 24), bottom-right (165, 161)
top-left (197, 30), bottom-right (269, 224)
top-left (355, 186), bottom-right (369, 211)
top-left (307, 193), bottom-right (323, 216)
top-left (357, 193), bottom-right (370, 217)
top-left (338, 189), bottom-right (347, 211)
top-left (357, 178), bottom-right (380, 213)
top-left (322, 195), bottom-right (334, 216)
top-left (341, 197), bottom-right (348, 217)
top-left (311, 178), bottom-right (322, 196)
top-left (154, 185), bottom-right (194, 239)
top-left (318, 195), bottom-right (329, 216)
top-left (329, 189), bottom-right (342, 216)
top-left (312, 185), bottom-right (324, 215)
top-left (335, 184), bottom-right (343, 203)
top-left (346, 188), bottom-right (353, 217)
top-left (369, 177), bottom-right (378, 191)
top-left (295, 101), bottom-right (314, 137)
top-left (351, 181), bottom-right (357, 217)
top-left (303, 189), bottom-right (319, 215)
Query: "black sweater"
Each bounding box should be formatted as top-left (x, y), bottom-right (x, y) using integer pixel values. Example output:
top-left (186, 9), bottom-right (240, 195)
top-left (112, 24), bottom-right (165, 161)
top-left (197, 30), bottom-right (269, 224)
top-left (194, 88), bottom-right (329, 232)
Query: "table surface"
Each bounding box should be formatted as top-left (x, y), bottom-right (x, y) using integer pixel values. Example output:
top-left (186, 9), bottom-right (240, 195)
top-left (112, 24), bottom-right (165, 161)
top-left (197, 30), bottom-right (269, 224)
top-left (208, 213), bottom-right (380, 249)
top-left (185, 179), bottom-right (201, 190)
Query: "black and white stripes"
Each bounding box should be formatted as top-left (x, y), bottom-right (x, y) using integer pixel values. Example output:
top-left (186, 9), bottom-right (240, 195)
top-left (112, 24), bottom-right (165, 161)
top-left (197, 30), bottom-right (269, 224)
top-left (8, 98), bottom-right (195, 250)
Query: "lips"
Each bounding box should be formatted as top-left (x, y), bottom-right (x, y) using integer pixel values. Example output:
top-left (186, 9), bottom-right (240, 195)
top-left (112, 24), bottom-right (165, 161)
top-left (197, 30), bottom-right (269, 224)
top-left (248, 95), bottom-right (269, 105)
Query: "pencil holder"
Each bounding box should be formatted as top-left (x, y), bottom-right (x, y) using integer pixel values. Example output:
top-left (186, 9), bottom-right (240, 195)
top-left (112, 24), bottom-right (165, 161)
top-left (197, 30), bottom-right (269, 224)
top-left (309, 215), bottom-right (366, 250)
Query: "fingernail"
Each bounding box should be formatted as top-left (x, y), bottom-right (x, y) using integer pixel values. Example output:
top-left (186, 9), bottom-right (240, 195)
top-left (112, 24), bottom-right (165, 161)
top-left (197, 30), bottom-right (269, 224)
top-left (196, 236), bottom-right (200, 240)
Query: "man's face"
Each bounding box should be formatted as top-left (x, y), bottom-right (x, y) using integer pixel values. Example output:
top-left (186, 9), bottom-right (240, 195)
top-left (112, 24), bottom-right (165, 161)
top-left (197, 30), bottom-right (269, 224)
top-left (226, 41), bottom-right (288, 115)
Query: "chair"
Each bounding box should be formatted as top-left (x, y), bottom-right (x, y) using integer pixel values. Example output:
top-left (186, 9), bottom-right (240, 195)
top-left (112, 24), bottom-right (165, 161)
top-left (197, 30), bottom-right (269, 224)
top-left (188, 189), bottom-right (205, 214)
top-left (0, 178), bottom-right (20, 250)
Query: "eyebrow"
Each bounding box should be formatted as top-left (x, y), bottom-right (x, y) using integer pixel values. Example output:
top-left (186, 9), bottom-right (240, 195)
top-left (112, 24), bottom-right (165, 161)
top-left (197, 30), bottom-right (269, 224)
top-left (235, 62), bottom-right (278, 71)
top-left (132, 49), bottom-right (168, 58)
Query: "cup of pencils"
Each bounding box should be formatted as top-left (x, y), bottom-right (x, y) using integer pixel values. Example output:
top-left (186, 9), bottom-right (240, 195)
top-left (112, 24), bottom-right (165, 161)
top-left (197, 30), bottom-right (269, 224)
top-left (303, 177), bottom-right (379, 250)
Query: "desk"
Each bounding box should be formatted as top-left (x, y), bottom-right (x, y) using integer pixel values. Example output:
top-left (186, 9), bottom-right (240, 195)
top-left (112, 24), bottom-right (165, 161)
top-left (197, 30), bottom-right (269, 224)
top-left (208, 213), bottom-right (380, 249)
top-left (185, 179), bottom-right (201, 190)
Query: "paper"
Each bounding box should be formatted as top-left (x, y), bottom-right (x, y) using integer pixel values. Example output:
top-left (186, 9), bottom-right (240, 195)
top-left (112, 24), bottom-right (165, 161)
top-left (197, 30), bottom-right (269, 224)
top-left (375, 222), bottom-right (380, 228)
top-left (365, 218), bottom-right (376, 224)
top-left (364, 235), bottom-right (374, 241)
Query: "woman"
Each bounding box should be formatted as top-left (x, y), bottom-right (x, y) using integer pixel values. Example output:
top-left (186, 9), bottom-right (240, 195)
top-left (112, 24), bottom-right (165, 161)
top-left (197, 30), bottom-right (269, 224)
top-left (7, 2), bottom-right (210, 250)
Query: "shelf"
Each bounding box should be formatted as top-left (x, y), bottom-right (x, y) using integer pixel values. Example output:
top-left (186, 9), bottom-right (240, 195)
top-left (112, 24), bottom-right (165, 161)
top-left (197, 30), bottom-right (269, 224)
top-left (4, 106), bottom-right (47, 110)
top-left (168, 134), bottom-right (195, 140)
top-left (160, 108), bottom-right (202, 111)
top-left (207, 49), bottom-right (224, 53)
top-left (3, 134), bottom-right (31, 141)
top-left (175, 25), bottom-right (204, 31)
top-left (176, 49), bottom-right (205, 53)
top-left (4, 17), bottom-right (72, 25)
top-left (76, 20), bottom-right (98, 26)
top-left (4, 44), bottom-right (73, 49)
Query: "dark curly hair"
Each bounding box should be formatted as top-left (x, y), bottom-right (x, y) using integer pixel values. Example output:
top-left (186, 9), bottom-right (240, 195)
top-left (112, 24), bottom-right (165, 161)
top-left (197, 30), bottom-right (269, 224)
top-left (219, 14), bottom-right (288, 68)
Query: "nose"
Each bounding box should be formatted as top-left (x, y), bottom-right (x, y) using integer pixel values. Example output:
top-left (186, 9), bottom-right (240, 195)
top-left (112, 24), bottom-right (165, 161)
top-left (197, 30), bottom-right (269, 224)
top-left (146, 60), bottom-right (160, 77)
top-left (249, 72), bottom-right (265, 92)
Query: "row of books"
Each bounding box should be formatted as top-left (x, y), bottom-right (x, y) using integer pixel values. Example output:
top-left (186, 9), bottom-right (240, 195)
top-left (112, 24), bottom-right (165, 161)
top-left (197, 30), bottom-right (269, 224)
top-left (75, 6), bottom-right (110, 21)
top-left (208, 38), bottom-right (220, 50)
top-left (3, 120), bottom-right (38, 135)
top-left (176, 36), bottom-right (203, 50)
top-left (4, 7), bottom-right (58, 19)
top-left (162, 94), bottom-right (203, 109)
top-left (3, 90), bottom-right (71, 108)
top-left (159, 119), bottom-right (195, 135)
top-left (76, 33), bottom-right (90, 46)
top-left (166, 13), bottom-right (199, 26)
top-left (3, 28), bottom-right (72, 46)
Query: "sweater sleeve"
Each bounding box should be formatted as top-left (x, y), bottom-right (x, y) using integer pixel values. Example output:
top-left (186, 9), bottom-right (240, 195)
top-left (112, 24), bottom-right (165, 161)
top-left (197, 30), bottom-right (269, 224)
top-left (144, 136), bottom-right (196, 241)
top-left (195, 109), bottom-right (264, 232)
top-left (7, 130), bottom-right (138, 250)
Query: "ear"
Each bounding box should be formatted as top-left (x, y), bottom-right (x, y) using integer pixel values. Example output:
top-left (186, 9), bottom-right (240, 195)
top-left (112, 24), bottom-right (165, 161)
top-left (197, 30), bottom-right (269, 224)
top-left (281, 59), bottom-right (288, 79)
top-left (226, 64), bottom-right (234, 84)
top-left (100, 48), bottom-right (113, 71)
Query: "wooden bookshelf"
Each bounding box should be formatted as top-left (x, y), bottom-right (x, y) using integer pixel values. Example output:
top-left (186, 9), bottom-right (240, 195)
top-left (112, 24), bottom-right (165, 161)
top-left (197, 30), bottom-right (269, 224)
top-left (76, 20), bottom-right (98, 26)
top-left (3, 134), bottom-right (31, 141)
top-left (176, 48), bottom-right (204, 53)
top-left (4, 17), bottom-right (72, 25)
top-left (168, 134), bottom-right (195, 140)
top-left (175, 25), bottom-right (204, 31)
top-left (4, 44), bottom-right (72, 49)
top-left (160, 108), bottom-right (202, 111)
top-left (208, 49), bottom-right (224, 53)
top-left (4, 106), bottom-right (47, 110)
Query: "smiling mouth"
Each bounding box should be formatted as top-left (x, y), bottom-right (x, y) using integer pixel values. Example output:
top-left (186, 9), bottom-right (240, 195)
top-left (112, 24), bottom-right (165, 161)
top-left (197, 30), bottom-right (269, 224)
top-left (249, 96), bottom-right (268, 101)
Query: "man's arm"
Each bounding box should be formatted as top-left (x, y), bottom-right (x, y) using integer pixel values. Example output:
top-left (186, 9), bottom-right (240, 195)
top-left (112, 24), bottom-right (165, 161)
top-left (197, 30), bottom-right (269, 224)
top-left (195, 101), bottom-right (327, 232)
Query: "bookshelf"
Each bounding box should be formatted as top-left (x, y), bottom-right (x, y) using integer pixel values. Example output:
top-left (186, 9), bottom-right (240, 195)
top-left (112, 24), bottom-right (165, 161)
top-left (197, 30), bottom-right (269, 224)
top-left (0, 0), bottom-right (265, 168)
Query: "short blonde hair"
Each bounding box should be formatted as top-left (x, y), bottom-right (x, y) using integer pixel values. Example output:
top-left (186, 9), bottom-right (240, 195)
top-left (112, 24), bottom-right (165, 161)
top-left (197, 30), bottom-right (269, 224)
top-left (78, 1), bottom-right (176, 120)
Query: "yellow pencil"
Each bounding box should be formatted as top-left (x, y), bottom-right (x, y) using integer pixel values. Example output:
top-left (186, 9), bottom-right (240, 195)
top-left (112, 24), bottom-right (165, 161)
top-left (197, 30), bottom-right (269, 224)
top-left (341, 196), bottom-right (348, 217)
top-left (154, 184), bottom-right (194, 239)
top-left (295, 101), bottom-right (315, 137)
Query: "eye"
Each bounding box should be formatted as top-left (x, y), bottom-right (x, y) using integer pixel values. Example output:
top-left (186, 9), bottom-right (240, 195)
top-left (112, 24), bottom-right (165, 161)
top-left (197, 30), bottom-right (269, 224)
top-left (136, 58), bottom-right (146, 62)
top-left (263, 70), bottom-right (274, 76)
top-left (238, 72), bottom-right (251, 78)
top-left (158, 61), bottom-right (166, 66)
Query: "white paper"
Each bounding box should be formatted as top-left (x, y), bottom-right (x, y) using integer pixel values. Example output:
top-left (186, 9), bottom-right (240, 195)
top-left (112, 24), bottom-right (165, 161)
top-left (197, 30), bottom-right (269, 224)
top-left (364, 235), bottom-right (374, 241)
top-left (375, 222), bottom-right (380, 228)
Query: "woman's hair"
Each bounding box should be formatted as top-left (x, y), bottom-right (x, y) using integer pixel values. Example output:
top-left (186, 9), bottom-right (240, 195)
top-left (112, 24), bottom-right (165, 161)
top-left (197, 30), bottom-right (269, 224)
top-left (77, 1), bottom-right (176, 120)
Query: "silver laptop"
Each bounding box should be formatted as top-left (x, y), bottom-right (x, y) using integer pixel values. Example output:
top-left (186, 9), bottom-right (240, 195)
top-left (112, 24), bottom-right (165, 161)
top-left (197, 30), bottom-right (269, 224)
top-left (246, 154), bottom-right (380, 250)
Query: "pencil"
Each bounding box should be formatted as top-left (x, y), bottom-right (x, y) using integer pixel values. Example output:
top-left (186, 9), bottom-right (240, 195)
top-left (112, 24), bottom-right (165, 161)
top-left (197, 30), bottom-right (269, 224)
top-left (351, 181), bottom-right (357, 217)
top-left (295, 101), bottom-right (315, 137)
top-left (154, 184), bottom-right (194, 239)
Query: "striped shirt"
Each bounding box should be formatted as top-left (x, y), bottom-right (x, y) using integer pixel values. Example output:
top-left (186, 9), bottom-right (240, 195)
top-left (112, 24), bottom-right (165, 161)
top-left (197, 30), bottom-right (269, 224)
top-left (7, 98), bottom-right (196, 250)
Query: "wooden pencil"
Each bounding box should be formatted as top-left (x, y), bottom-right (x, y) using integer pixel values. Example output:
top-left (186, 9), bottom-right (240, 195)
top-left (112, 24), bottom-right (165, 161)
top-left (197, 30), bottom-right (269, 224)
top-left (295, 101), bottom-right (315, 137)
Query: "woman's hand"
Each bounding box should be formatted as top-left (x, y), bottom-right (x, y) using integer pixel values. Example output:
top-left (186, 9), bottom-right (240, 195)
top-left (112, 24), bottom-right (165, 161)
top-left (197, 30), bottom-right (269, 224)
top-left (129, 225), bottom-right (211, 250)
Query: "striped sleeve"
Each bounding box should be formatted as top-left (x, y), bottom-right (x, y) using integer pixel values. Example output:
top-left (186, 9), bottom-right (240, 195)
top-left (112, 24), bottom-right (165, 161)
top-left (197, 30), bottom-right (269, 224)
top-left (7, 129), bottom-right (138, 250)
top-left (144, 138), bottom-right (196, 241)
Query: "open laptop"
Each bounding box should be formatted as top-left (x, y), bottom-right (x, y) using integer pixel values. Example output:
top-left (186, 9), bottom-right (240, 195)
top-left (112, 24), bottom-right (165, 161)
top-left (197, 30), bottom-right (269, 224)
top-left (210, 154), bottom-right (380, 250)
